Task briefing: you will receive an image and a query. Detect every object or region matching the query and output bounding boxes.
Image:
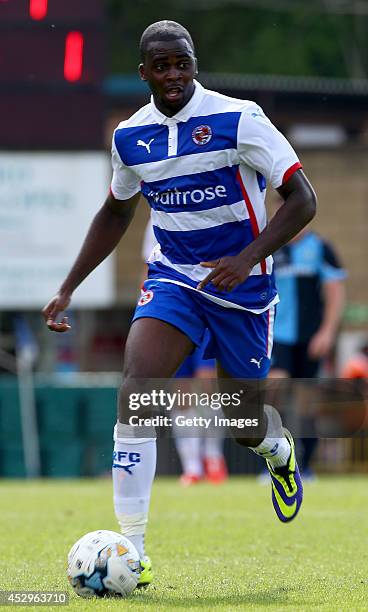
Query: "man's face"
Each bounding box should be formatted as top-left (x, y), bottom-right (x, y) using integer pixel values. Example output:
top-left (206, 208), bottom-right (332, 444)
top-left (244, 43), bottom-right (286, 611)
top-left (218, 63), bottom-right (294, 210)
top-left (139, 38), bottom-right (197, 116)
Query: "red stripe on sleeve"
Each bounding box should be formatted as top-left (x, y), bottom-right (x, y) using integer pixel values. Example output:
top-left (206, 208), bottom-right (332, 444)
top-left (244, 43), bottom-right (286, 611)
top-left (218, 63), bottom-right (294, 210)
top-left (282, 162), bottom-right (302, 185)
top-left (236, 169), bottom-right (267, 274)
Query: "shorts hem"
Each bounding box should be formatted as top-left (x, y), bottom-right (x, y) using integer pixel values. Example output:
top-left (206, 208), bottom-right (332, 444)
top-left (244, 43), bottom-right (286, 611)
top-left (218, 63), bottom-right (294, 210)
top-left (131, 313), bottom-right (201, 349)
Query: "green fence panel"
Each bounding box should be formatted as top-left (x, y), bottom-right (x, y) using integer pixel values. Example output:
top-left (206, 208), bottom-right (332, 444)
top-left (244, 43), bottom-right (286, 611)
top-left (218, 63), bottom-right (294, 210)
top-left (40, 439), bottom-right (84, 477)
top-left (82, 388), bottom-right (117, 439)
top-left (36, 386), bottom-right (83, 439)
top-left (0, 380), bottom-right (120, 477)
top-left (0, 382), bottom-right (22, 444)
top-left (84, 441), bottom-right (113, 476)
top-left (0, 444), bottom-right (26, 477)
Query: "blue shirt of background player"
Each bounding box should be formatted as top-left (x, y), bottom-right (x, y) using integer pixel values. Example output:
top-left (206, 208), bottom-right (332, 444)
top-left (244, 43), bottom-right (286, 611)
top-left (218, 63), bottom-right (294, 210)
top-left (273, 232), bottom-right (346, 344)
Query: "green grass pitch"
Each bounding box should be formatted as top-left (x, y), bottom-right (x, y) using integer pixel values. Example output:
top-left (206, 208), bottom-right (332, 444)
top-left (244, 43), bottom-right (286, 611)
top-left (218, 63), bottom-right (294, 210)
top-left (0, 476), bottom-right (367, 611)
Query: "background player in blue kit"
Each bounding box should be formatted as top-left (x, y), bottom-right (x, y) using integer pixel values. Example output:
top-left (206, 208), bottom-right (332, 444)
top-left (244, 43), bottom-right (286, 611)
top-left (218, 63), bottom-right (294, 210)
top-left (270, 218), bottom-right (346, 478)
top-left (43, 20), bottom-right (317, 586)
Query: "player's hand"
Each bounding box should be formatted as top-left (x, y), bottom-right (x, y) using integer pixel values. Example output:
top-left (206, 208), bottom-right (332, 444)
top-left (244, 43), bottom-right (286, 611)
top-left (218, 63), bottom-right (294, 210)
top-left (42, 292), bottom-right (72, 333)
top-left (308, 327), bottom-right (334, 359)
top-left (197, 254), bottom-right (252, 292)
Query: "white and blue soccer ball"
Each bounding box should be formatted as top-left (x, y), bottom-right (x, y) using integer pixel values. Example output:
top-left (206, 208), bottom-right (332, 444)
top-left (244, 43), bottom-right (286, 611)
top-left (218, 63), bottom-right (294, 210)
top-left (67, 530), bottom-right (141, 598)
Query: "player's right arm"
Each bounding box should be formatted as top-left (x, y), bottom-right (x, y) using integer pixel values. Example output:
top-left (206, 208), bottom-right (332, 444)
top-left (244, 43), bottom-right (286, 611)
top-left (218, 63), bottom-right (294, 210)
top-left (42, 191), bottom-right (140, 332)
top-left (43, 123), bottom-right (142, 332)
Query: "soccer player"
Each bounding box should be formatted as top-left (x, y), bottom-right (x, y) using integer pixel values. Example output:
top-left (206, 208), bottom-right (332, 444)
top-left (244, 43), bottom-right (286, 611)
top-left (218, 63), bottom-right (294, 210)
top-left (42, 21), bottom-right (317, 586)
top-left (270, 219), bottom-right (346, 478)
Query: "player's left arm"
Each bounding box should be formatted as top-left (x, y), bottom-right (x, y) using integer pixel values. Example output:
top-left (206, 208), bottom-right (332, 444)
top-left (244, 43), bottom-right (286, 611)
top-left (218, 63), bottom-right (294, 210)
top-left (308, 243), bottom-right (346, 359)
top-left (198, 169), bottom-right (316, 291)
top-left (198, 104), bottom-right (316, 292)
top-left (243, 168), bottom-right (317, 267)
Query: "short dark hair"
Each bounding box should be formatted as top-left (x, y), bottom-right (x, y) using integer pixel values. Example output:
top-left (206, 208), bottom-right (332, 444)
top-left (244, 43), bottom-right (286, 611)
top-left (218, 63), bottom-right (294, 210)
top-left (140, 20), bottom-right (195, 61)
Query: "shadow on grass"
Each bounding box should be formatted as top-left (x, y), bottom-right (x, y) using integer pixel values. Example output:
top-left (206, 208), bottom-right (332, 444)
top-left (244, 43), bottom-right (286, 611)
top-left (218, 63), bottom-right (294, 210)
top-left (130, 585), bottom-right (312, 608)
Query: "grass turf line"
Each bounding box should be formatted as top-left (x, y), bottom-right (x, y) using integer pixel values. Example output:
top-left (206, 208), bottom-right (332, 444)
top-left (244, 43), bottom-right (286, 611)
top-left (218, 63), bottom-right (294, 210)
top-left (0, 476), bottom-right (367, 611)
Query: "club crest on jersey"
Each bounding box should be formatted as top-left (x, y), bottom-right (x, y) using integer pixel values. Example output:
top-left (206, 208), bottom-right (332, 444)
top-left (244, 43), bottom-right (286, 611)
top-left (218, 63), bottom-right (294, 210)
top-left (192, 124), bottom-right (212, 146)
top-left (138, 289), bottom-right (153, 306)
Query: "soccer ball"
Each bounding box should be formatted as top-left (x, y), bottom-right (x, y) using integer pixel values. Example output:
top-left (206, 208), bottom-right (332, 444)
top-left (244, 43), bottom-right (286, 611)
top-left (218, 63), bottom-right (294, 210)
top-left (67, 530), bottom-right (141, 598)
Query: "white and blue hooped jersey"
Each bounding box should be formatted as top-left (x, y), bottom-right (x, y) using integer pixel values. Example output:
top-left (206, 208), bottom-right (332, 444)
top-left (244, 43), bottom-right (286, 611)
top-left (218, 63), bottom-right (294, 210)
top-left (111, 80), bottom-right (302, 313)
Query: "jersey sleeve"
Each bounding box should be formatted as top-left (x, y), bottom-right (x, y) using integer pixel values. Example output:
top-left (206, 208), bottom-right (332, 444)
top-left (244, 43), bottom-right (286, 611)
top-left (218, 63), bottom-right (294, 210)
top-left (237, 103), bottom-right (302, 188)
top-left (320, 241), bottom-right (347, 282)
top-left (110, 127), bottom-right (141, 201)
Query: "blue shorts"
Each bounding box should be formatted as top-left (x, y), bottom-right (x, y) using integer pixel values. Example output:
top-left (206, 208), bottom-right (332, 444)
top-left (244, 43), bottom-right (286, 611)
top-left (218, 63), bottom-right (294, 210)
top-left (133, 280), bottom-right (275, 378)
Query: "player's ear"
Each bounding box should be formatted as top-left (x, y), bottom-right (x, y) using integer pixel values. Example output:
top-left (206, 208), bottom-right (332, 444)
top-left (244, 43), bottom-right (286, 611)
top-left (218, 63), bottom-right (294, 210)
top-left (139, 63), bottom-right (146, 81)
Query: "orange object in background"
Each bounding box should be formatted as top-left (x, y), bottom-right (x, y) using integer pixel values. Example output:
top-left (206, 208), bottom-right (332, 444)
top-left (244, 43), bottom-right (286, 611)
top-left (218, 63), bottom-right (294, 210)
top-left (342, 355), bottom-right (368, 380)
top-left (342, 344), bottom-right (368, 380)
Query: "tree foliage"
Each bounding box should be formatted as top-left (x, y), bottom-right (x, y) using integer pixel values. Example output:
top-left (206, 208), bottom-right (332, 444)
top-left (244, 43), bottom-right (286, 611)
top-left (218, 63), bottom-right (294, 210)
top-left (107, 0), bottom-right (367, 78)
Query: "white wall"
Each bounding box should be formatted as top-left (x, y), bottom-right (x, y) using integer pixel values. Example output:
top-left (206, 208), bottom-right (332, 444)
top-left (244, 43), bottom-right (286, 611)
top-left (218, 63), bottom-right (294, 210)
top-left (0, 152), bottom-right (114, 308)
